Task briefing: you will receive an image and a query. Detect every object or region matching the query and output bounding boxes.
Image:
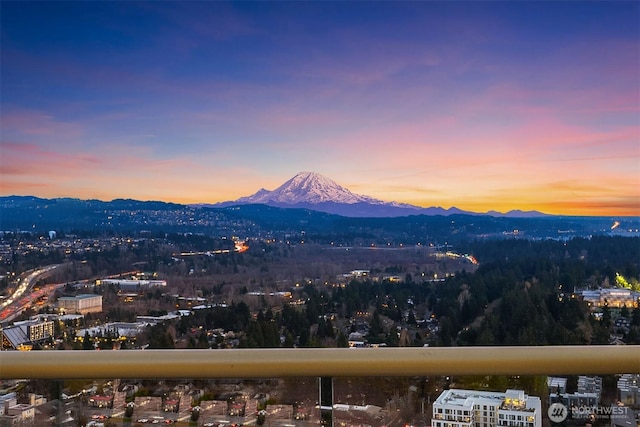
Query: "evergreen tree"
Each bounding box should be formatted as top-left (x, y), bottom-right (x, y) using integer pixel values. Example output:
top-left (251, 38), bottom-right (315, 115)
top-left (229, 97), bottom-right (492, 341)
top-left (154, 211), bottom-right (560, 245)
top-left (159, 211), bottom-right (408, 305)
top-left (407, 310), bottom-right (417, 325)
top-left (369, 310), bottom-right (383, 337)
top-left (336, 331), bottom-right (348, 348)
top-left (82, 331), bottom-right (93, 350)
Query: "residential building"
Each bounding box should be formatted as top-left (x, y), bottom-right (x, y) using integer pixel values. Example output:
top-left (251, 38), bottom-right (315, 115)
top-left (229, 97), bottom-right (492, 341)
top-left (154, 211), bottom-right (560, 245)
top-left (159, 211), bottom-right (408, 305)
top-left (549, 392), bottom-right (598, 408)
top-left (579, 288), bottom-right (640, 308)
top-left (1, 319), bottom-right (54, 350)
top-left (0, 394), bottom-right (35, 426)
top-left (163, 398), bottom-right (179, 413)
top-left (76, 322), bottom-right (147, 342)
top-left (547, 377), bottom-right (567, 395)
top-left (618, 374), bottom-right (640, 406)
top-left (547, 376), bottom-right (602, 409)
top-left (25, 320), bottom-right (54, 342)
top-left (432, 388), bottom-right (541, 427)
top-left (88, 395), bottom-right (112, 408)
top-left (341, 270), bottom-right (370, 280)
top-left (577, 376), bottom-right (602, 397)
top-left (28, 394), bottom-right (46, 407)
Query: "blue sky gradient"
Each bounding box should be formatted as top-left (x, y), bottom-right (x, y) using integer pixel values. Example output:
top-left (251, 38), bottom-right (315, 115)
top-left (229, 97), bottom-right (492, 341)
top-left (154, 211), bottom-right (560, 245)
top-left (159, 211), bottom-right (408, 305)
top-left (2, 1), bottom-right (638, 215)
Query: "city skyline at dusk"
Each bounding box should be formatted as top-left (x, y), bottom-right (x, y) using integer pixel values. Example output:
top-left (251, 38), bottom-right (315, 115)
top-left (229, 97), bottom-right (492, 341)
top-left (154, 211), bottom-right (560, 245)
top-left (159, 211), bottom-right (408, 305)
top-left (1, 2), bottom-right (639, 216)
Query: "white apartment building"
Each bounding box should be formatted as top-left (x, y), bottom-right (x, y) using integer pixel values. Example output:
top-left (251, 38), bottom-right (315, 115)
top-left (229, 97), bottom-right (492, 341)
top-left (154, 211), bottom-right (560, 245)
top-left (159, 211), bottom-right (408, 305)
top-left (433, 389), bottom-right (541, 427)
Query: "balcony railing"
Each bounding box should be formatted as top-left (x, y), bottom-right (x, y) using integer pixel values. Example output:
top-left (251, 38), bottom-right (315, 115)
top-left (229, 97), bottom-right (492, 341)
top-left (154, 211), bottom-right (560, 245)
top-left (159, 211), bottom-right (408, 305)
top-left (1, 346), bottom-right (638, 379)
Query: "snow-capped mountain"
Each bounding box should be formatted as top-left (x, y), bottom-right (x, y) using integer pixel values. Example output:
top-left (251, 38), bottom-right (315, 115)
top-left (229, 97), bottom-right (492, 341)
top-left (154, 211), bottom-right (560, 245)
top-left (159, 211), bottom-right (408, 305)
top-left (207, 171), bottom-right (548, 218)
top-left (236, 171), bottom-right (384, 205)
top-left (212, 171), bottom-right (466, 217)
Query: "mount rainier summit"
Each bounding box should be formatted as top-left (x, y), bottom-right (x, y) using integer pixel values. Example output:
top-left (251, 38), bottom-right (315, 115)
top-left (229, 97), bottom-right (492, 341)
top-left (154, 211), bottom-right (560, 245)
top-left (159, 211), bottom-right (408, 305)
top-left (212, 171), bottom-right (546, 218)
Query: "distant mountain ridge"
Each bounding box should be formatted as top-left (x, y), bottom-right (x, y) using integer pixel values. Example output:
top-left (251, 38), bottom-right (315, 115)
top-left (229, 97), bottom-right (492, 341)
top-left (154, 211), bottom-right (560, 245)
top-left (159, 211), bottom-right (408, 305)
top-left (209, 171), bottom-right (549, 218)
top-left (2, 195), bottom-right (636, 243)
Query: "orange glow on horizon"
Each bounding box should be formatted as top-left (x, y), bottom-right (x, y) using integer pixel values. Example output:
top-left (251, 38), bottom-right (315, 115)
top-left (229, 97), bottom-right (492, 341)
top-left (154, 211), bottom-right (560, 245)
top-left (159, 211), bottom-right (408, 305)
top-left (2, 181), bottom-right (637, 217)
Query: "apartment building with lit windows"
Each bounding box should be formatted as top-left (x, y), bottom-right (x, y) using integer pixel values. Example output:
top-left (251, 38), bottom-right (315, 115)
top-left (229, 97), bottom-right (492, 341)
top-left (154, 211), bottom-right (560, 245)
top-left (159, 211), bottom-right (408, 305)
top-left (1, 319), bottom-right (54, 350)
top-left (618, 374), bottom-right (640, 406)
top-left (432, 389), bottom-right (541, 427)
top-left (26, 320), bottom-right (54, 342)
top-left (579, 288), bottom-right (640, 308)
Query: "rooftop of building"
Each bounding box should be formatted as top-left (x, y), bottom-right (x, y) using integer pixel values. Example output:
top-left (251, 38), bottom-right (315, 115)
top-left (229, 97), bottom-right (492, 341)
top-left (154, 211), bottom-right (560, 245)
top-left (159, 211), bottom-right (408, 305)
top-left (547, 377), bottom-right (567, 391)
top-left (435, 389), bottom-right (537, 411)
top-left (58, 294), bottom-right (101, 300)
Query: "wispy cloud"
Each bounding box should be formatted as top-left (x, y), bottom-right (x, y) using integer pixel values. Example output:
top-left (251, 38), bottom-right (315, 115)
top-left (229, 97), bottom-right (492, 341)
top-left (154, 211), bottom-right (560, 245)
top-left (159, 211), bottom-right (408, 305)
top-left (1, 110), bottom-right (84, 138)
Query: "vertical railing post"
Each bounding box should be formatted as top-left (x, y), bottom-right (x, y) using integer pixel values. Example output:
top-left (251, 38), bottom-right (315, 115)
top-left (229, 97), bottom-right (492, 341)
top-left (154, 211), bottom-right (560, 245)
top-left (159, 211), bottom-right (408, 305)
top-left (319, 376), bottom-right (333, 427)
top-left (55, 380), bottom-right (64, 427)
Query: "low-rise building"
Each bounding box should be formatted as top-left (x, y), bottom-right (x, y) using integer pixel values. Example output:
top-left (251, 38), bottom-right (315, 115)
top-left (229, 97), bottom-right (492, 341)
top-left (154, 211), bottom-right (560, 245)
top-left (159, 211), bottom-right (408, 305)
top-left (548, 376), bottom-right (601, 414)
top-left (432, 388), bottom-right (541, 427)
top-left (163, 398), bottom-right (179, 413)
top-left (5, 404), bottom-right (35, 424)
top-left (57, 294), bottom-right (103, 314)
top-left (577, 376), bottom-right (602, 396)
top-left (97, 279), bottom-right (166, 291)
top-left (549, 392), bottom-right (598, 408)
top-left (618, 374), bottom-right (640, 406)
top-left (228, 402), bottom-right (245, 416)
top-left (0, 394), bottom-right (35, 426)
top-left (547, 377), bottom-right (567, 395)
top-left (1, 319), bottom-right (54, 350)
top-left (88, 395), bottom-right (113, 408)
top-left (579, 288), bottom-right (640, 308)
top-left (342, 270), bottom-right (370, 280)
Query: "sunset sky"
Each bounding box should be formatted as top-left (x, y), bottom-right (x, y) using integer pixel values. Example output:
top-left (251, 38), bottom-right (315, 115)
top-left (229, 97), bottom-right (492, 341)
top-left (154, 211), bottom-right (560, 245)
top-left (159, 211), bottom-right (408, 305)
top-left (1, 1), bottom-right (639, 216)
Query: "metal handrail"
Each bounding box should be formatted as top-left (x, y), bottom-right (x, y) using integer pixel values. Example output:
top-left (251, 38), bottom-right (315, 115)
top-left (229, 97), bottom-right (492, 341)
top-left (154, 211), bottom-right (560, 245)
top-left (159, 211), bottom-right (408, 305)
top-left (1, 346), bottom-right (638, 379)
